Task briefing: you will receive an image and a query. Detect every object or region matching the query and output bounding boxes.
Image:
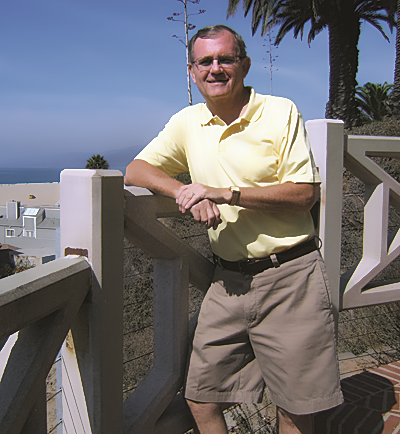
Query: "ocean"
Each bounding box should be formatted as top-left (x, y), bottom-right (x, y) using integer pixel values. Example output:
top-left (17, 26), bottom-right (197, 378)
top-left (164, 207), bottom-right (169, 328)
top-left (0, 168), bottom-right (126, 185)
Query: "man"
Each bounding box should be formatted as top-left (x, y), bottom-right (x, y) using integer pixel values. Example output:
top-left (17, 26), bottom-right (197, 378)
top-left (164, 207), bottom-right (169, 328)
top-left (125, 25), bottom-right (342, 434)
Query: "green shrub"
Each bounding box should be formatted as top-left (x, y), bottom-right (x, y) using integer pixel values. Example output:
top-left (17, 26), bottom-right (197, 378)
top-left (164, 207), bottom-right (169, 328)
top-left (346, 117), bottom-right (400, 137)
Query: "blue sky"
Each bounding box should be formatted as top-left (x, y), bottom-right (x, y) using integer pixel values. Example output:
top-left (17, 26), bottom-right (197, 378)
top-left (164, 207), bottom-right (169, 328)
top-left (0, 0), bottom-right (396, 169)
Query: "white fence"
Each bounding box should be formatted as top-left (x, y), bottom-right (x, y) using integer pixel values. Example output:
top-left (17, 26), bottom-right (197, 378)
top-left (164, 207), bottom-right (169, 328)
top-left (308, 120), bottom-right (400, 313)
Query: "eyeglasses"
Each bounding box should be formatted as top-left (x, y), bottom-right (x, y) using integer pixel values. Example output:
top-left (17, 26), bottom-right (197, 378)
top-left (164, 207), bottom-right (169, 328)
top-left (192, 55), bottom-right (244, 72)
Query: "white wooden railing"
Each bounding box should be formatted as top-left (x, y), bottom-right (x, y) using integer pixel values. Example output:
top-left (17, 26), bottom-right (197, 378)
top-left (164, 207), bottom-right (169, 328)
top-left (308, 120), bottom-right (400, 313)
top-left (0, 257), bottom-right (91, 433)
top-left (0, 170), bottom-right (124, 434)
top-left (0, 119), bottom-right (399, 433)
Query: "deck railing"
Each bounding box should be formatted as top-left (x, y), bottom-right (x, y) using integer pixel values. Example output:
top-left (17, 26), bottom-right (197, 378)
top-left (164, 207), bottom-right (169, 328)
top-left (307, 120), bottom-right (400, 312)
top-left (0, 119), bottom-right (399, 433)
top-left (0, 169), bottom-right (124, 434)
top-left (0, 257), bottom-right (91, 433)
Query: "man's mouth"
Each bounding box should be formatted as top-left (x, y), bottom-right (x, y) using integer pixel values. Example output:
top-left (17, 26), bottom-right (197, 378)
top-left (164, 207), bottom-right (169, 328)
top-left (207, 79), bottom-right (229, 84)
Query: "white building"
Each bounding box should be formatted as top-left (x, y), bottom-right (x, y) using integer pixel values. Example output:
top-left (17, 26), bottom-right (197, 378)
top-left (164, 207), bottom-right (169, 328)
top-left (0, 183), bottom-right (60, 265)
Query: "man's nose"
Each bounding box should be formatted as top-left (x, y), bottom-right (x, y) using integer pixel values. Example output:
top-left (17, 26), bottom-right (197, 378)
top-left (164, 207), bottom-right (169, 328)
top-left (210, 59), bottom-right (223, 73)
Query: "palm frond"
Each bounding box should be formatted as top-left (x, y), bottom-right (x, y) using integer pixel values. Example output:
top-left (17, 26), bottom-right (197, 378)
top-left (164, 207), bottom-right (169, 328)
top-left (244, 0), bottom-right (257, 16)
top-left (308, 19), bottom-right (325, 44)
top-left (360, 12), bottom-right (391, 41)
top-left (251, 0), bottom-right (283, 35)
top-left (274, 0), bottom-right (323, 45)
top-left (227, 0), bottom-right (286, 36)
top-left (227, 0), bottom-right (243, 18)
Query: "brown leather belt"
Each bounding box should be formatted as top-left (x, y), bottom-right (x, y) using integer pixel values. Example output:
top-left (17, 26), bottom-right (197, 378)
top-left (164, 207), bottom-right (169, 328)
top-left (213, 238), bottom-right (320, 275)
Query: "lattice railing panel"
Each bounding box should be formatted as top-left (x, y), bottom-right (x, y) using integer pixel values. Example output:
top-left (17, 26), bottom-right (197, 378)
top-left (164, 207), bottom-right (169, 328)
top-left (341, 136), bottom-right (400, 309)
top-left (0, 257), bottom-right (91, 434)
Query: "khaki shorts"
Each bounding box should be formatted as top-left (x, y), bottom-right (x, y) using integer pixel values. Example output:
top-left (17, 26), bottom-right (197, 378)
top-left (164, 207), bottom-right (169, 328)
top-left (185, 250), bottom-right (343, 415)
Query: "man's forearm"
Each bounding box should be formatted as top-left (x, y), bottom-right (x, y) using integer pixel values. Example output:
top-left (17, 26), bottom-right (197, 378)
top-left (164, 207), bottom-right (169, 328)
top-left (233, 182), bottom-right (318, 212)
top-left (124, 159), bottom-right (183, 199)
top-left (125, 159), bottom-right (222, 229)
top-left (177, 182), bottom-right (318, 213)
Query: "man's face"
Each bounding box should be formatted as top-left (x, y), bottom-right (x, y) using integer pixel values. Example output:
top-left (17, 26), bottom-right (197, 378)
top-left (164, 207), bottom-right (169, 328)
top-left (189, 30), bottom-right (250, 103)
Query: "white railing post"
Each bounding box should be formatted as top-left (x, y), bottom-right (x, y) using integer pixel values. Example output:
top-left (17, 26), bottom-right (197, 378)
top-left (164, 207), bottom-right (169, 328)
top-left (60, 169), bottom-right (124, 434)
top-left (306, 119), bottom-right (345, 320)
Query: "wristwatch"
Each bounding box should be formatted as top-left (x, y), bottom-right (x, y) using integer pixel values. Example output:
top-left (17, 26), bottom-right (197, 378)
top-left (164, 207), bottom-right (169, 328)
top-left (229, 186), bottom-right (240, 206)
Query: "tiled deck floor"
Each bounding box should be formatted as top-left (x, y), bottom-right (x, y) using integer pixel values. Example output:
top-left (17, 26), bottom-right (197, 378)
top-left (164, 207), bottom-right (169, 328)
top-left (314, 361), bottom-right (400, 433)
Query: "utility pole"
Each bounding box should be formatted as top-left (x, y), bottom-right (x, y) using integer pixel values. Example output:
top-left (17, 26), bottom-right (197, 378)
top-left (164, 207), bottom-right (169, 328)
top-left (168, 0), bottom-right (205, 105)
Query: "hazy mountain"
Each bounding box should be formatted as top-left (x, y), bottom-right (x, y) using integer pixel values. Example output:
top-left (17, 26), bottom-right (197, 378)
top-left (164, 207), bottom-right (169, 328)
top-left (0, 145), bottom-right (144, 170)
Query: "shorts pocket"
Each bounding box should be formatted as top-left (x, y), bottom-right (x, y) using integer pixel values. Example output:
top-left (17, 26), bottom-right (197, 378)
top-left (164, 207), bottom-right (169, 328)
top-left (314, 254), bottom-right (333, 309)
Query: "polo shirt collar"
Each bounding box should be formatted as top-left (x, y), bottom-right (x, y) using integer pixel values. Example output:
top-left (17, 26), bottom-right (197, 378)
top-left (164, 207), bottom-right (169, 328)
top-left (241, 87), bottom-right (264, 123)
top-left (199, 87), bottom-right (264, 126)
top-left (199, 103), bottom-right (214, 125)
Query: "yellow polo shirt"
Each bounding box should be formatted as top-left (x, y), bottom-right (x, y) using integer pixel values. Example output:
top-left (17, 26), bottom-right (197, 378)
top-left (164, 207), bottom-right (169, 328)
top-left (136, 88), bottom-right (320, 261)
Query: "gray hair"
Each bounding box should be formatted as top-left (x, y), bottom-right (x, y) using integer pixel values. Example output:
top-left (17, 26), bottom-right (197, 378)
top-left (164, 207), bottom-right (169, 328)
top-left (188, 25), bottom-right (247, 63)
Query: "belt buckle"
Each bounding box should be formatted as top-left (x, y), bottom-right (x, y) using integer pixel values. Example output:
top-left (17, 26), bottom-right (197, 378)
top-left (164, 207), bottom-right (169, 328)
top-left (240, 256), bottom-right (276, 275)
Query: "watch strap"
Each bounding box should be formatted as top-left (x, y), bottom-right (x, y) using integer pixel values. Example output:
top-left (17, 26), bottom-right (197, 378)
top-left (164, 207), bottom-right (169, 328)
top-left (229, 186), bottom-right (240, 206)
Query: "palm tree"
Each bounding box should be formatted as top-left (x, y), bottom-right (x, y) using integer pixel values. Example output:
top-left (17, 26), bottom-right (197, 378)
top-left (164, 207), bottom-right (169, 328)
top-left (384, 0), bottom-right (400, 119)
top-left (356, 82), bottom-right (393, 121)
top-left (85, 154), bottom-right (110, 169)
top-left (227, 0), bottom-right (392, 127)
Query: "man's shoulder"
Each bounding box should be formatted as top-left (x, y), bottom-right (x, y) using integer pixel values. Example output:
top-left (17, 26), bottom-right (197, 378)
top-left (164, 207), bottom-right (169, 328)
top-left (167, 102), bottom-right (209, 129)
top-left (251, 92), bottom-right (300, 121)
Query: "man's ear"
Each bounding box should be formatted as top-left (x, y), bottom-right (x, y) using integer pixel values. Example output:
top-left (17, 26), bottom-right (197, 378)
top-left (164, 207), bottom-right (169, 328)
top-left (188, 64), bottom-right (197, 84)
top-left (243, 56), bottom-right (251, 77)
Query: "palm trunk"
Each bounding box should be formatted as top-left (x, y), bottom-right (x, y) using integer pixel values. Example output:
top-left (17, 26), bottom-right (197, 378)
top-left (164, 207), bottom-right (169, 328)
top-left (388, 0), bottom-right (400, 119)
top-left (325, 5), bottom-right (360, 127)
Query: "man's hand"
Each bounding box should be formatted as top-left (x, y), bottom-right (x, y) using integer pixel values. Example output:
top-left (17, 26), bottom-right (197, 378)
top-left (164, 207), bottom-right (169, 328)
top-left (176, 183), bottom-right (224, 229)
top-left (176, 183), bottom-right (231, 212)
top-left (189, 199), bottom-right (222, 230)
